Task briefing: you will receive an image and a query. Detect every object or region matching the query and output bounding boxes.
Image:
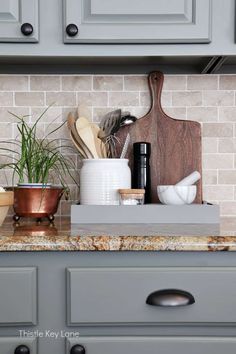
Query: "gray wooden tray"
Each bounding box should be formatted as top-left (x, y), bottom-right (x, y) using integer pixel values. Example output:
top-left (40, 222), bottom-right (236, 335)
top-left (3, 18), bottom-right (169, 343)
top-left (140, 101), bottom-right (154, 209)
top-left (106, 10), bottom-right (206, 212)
top-left (71, 204), bottom-right (220, 224)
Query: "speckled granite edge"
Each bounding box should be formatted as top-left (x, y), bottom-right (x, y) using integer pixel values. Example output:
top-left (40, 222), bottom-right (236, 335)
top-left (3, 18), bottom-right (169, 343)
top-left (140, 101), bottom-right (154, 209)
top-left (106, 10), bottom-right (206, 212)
top-left (0, 235), bottom-right (236, 252)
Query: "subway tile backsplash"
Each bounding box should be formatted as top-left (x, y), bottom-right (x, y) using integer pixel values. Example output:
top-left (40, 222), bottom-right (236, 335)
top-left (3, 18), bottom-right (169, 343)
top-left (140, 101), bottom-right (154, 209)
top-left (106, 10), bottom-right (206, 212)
top-left (0, 74), bottom-right (236, 217)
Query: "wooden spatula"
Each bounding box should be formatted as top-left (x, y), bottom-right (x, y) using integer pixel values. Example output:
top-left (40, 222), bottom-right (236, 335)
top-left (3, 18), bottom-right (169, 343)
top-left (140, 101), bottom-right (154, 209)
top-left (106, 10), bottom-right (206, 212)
top-left (67, 112), bottom-right (93, 158)
top-left (91, 123), bottom-right (107, 158)
top-left (76, 117), bottom-right (100, 158)
top-left (69, 132), bottom-right (86, 158)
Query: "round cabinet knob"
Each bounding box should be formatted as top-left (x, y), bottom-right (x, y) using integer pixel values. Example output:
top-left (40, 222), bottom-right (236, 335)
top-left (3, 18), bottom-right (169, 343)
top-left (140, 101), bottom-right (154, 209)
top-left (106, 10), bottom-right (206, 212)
top-left (66, 24), bottom-right (78, 37)
top-left (70, 344), bottom-right (86, 354)
top-left (14, 345), bottom-right (30, 354)
top-left (21, 23), bottom-right (34, 36)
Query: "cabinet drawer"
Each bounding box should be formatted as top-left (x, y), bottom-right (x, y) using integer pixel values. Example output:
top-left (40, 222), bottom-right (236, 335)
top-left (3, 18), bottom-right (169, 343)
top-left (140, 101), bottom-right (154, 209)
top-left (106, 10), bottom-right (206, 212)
top-left (67, 267), bottom-right (236, 325)
top-left (0, 337), bottom-right (37, 354)
top-left (0, 267), bottom-right (37, 325)
top-left (67, 336), bottom-right (236, 354)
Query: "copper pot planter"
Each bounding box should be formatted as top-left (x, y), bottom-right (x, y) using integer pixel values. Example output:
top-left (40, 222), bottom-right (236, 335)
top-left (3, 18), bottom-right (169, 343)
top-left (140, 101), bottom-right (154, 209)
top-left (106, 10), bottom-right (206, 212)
top-left (13, 186), bottom-right (64, 222)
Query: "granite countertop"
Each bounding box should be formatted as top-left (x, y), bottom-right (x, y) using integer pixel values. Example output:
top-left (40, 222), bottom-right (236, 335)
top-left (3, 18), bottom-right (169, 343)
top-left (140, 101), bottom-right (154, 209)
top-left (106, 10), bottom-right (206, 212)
top-left (0, 217), bottom-right (235, 252)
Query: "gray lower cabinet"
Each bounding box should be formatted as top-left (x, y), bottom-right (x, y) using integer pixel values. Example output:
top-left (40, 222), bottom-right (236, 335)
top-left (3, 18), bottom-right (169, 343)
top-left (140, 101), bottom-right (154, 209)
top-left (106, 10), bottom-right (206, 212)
top-left (0, 0), bottom-right (38, 42)
top-left (0, 267), bottom-right (37, 325)
top-left (67, 336), bottom-right (236, 354)
top-left (0, 253), bottom-right (236, 354)
top-left (63, 0), bottom-right (211, 43)
top-left (67, 267), bottom-right (236, 325)
top-left (0, 337), bottom-right (37, 354)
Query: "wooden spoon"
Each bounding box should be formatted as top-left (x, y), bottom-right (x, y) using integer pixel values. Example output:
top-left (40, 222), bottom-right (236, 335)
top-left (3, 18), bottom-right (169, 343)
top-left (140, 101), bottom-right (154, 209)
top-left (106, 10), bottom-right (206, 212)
top-left (67, 113), bottom-right (88, 157)
top-left (69, 132), bottom-right (86, 158)
top-left (76, 117), bottom-right (100, 158)
top-left (67, 112), bottom-right (93, 158)
top-left (91, 123), bottom-right (107, 158)
top-left (76, 109), bottom-right (106, 157)
top-left (75, 116), bottom-right (91, 131)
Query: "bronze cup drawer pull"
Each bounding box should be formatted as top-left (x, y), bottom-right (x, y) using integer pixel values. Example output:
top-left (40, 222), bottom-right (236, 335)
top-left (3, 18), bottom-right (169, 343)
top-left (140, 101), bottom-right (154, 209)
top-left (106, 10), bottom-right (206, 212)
top-left (146, 289), bottom-right (195, 307)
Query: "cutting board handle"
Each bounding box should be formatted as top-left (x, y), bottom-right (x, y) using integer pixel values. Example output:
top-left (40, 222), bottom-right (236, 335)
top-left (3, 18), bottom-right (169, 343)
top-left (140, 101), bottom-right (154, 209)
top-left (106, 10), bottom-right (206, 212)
top-left (148, 71), bottom-right (164, 113)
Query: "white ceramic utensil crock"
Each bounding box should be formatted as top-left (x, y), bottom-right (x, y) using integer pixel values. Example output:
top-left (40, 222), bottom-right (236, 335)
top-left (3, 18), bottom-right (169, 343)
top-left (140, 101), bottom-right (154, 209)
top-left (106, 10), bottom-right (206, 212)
top-left (80, 159), bottom-right (131, 205)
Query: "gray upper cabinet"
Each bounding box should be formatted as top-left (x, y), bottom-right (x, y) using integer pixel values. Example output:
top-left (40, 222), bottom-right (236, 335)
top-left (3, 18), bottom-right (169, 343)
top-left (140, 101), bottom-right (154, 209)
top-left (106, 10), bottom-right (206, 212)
top-left (63, 0), bottom-right (211, 44)
top-left (0, 0), bottom-right (39, 42)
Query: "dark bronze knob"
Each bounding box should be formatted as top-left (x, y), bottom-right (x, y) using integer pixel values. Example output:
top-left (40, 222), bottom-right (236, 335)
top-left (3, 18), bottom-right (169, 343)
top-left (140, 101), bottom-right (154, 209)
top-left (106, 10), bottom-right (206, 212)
top-left (70, 344), bottom-right (86, 354)
top-left (14, 345), bottom-right (30, 354)
top-left (21, 23), bottom-right (33, 36)
top-left (66, 24), bottom-right (78, 37)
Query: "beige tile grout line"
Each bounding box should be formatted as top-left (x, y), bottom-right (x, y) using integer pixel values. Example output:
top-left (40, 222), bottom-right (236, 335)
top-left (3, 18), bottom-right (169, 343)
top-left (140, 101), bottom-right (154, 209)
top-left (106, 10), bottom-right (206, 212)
top-left (122, 75), bottom-right (125, 92)
top-left (29, 106), bottom-right (32, 123)
top-left (59, 75), bottom-right (62, 91)
top-left (13, 92), bottom-right (15, 107)
top-left (27, 75), bottom-right (30, 91)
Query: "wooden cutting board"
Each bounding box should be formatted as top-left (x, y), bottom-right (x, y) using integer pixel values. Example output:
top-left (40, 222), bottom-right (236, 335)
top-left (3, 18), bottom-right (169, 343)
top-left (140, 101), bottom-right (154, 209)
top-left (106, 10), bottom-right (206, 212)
top-left (115, 71), bottom-right (202, 203)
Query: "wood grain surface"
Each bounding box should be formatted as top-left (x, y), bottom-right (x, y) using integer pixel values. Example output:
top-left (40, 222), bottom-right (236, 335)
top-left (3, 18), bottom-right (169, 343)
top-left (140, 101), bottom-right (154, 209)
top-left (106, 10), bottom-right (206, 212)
top-left (115, 71), bottom-right (202, 203)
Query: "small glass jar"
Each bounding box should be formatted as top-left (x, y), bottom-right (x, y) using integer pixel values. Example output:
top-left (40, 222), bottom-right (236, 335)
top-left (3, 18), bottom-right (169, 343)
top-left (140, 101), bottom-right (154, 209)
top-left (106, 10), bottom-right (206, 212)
top-left (118, 189), bottom-right (145, 206)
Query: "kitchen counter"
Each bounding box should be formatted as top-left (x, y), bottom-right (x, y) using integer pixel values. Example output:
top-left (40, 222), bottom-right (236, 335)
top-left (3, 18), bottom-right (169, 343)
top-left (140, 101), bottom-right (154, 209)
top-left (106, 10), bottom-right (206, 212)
top-left (0, 217), bottom-right (236, 251)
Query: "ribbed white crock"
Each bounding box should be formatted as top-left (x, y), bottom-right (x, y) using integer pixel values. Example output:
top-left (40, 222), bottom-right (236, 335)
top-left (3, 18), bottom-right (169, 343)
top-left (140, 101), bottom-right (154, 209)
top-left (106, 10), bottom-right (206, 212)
top-left (80, 159), bottom-right (131, 205)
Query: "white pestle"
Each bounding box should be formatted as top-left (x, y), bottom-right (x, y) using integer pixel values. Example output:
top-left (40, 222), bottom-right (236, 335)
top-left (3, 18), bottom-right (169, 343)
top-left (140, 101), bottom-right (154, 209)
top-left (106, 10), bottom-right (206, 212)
top-left (175, 171), bottom-right (201, 186)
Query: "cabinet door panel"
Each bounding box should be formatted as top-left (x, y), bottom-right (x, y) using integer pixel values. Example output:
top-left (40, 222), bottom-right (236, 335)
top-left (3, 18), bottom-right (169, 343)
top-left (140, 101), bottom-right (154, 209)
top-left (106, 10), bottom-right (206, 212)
top-left (0, 0), bottom-right (38, 42)
top-left (0, 337), bottom-right (37, 354)
top-left (63, 0), bottom-right (211, 43)
top-left (67, 337), bottom-right (236, 354)
top-left (0, 267), bottom-right (37, 325)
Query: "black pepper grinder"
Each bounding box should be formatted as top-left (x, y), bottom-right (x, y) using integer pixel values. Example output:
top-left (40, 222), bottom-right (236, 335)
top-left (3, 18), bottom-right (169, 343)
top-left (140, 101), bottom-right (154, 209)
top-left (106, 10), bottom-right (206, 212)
top-left (132, 142), bottom-right (151, 204)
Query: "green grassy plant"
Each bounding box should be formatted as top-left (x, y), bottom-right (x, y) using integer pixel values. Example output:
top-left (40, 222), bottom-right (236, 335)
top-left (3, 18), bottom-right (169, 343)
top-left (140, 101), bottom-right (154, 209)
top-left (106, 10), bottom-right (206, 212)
top-left (0, 107), bottom-right (78, 195)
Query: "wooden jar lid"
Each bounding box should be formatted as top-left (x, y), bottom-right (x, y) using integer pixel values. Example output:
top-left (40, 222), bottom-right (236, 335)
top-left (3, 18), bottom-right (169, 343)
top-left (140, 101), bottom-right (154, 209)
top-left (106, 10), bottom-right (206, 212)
top-left (118, 189), bottom-right (145, 194)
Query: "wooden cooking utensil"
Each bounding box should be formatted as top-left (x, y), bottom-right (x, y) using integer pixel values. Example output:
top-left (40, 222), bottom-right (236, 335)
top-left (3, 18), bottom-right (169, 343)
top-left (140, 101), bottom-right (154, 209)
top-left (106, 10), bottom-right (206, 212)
top-left (115, 71), bottom-right (202, 203)
top-left (75, 116), bottom-right (91, 131)
top-left (67, 112), bottom-right (93, 158)
top-left (69, 132), bottom-right (86, 158)
top-left (90, 123), bottom-right (107, 158)
top-left (76, 117), bottom-right (100, 159)
top-left (77, 106), bottom-right (106, 156)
